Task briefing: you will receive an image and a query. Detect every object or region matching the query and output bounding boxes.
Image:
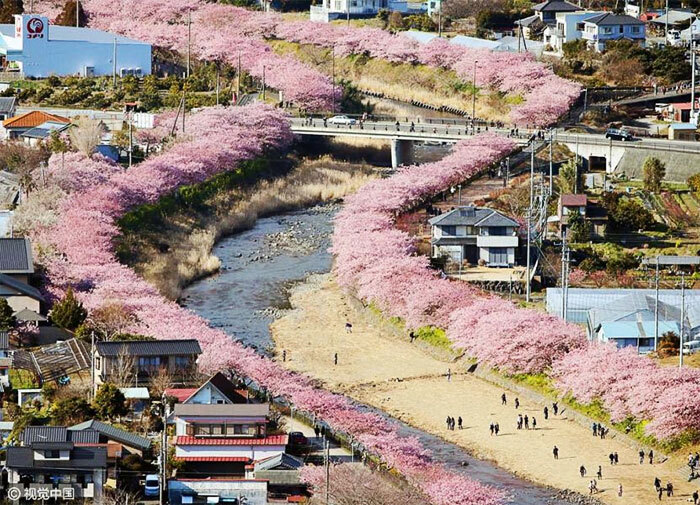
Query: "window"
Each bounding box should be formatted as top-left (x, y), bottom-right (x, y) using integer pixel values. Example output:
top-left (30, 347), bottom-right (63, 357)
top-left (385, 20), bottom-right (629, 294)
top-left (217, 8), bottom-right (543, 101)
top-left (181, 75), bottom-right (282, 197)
top-left (442, 225), bottom-right (456, 236)
top-left (488, 247), bottom-right (509, 265)
top-left (488, 226), bottom-right (508, 236)
top-left (602, 26), bottom-right (612, 34)
top-left (174, 356), bottom-right (191, 368)
top-left (576, 22), bottom-right (585, 31)
top-left (138, 356), bottom-right (161, 368)
top-left (44, 450), bottom-right (60, 459)
top-left (631, 26), bottom-right (640, 33)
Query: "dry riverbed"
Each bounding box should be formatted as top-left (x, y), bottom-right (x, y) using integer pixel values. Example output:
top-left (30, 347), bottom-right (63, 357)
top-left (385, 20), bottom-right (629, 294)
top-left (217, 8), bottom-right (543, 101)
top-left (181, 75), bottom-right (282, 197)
top-left (271, 274), bottom-right (695, 505)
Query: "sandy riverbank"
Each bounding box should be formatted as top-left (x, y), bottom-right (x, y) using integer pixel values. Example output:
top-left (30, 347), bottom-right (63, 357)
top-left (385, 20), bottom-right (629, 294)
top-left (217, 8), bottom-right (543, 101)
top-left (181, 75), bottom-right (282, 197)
top-left (271, 274), bottom-right (695, 505)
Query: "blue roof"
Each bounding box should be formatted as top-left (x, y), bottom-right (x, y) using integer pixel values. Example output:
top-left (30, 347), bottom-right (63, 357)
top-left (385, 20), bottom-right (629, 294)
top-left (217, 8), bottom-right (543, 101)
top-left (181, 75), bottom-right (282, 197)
top-left (0, 24), bottom-right (150, 45)
top-left (669, 123), bottom-right (697, 130)
top-left (404, 30), bottom-right (438, 43)
top-left (601, 321), bottom-right (679, 338)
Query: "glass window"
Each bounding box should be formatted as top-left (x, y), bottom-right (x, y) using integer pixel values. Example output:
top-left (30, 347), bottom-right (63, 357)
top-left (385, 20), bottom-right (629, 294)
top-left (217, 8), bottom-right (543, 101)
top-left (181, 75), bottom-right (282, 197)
top-left (212, 424), bottom-right (223, 435)
top-left (44, 450), bottom-right (60, 459)
top-left (226, 424), bottom-right (236, 435)
top-left (442, 225), bottom-right (456, 236)
top-left (174, 356), bottom-right (190, 368)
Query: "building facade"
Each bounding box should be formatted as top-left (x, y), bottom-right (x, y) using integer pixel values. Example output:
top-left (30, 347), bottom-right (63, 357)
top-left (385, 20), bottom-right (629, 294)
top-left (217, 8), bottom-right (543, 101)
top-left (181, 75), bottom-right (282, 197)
top-left (581, 13), bottom-right (645, 51)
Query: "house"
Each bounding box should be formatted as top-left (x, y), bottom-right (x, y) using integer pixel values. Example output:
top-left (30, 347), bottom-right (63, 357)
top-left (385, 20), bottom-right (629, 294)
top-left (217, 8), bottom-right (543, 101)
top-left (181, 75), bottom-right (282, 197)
top-left (554, 193), bottom-right (607, 238)
top-left (0, 96), bottom-right (17, 121)
top-left (0, 15), bottom-right (151, 78)
top-left (168, 479), bottom-right (268, 505)
top-left (172, 403), bottom-right (287, 475)
top-left (245, 453), bottom-right (305, 496)
top-left (667, 103), bottom-right (694, 123)
top-left (20, 120), bottom-right (71, 147)
top-left (93, 339), bottom-right (202, 388)
top-left (547, 11), bottom-right (604, 53)
top-left (429, 206), bottom-right (520, 267)
top-left (516, 0), bottom-right (580, 39)
top-left (310, 0), bottom-right (424, 22)
top-left (69, 419), bottom-right (151, 456)
top-left (598, 321), bottom-right (680, 352)
top-left (648, 9), bottom-right (695, 32)
top-left (0, 237), bottom-right (44, 314)
top-left (1, 110), bottom-right (70, 140)
top-left (668, 123), bottom-right (697, 141)
top-left (0, 331), bottom-right (10, 388)
top-left (179, 372), bottom-right (249, 405)
top-left (6, 426), bottom-right (107, 501)
top-left (581, 13), bottom-right (645, 52)
top-left (119, 386), bottom-right (151, 417)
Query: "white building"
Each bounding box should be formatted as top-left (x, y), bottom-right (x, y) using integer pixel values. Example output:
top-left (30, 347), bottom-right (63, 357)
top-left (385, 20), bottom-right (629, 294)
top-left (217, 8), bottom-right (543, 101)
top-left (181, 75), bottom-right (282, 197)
top-left (0, 15), bottom-right (151, 78)
top-left (429, 206), bottom-right (520, 267)
top-left (310, 0), bottom-right (424, 22)
top-left (168, 479), bottom-right (268, 505)
top-left (547, 11), bottom-right (604, 54)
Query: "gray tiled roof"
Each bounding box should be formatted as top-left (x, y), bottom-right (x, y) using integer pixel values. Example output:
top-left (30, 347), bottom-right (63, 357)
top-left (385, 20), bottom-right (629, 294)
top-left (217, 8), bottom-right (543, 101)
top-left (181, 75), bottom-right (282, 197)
top-left (0, 97), bottom-right (16, 114)
top-left (0, 272), bottom-right (44, 301)
top-left (7, 446), bottom-right (107, 469)
top-left (21, 426), bottom-right (68, 444)
top-left (70, 420), bottom-right (151, 451)
top-left (585, 13), bottom-right (645, 25)
top-left (0, 238), bottom-right (33, 273)
top-left (533, 0), bottom-right (580, 11)
top-left (95, 339), bottom-right (202, 357)
top-left (254, 453), bottom-right (303, 471)
top-left (429, 206), bottom-right (519, 228)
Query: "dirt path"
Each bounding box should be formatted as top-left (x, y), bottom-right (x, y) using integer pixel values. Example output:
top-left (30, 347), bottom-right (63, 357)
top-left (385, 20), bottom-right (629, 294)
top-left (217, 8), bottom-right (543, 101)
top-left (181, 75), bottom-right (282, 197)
top-left (271, 274), bottom-right (695, 505)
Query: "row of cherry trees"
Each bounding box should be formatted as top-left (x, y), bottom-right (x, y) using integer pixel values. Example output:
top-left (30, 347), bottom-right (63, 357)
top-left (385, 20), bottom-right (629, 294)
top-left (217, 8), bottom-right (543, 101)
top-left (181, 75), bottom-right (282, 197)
top-left (27, 105), bottom-right (504, 505)
top-left (33, 0), bottom-right (577, 124)
top-left (331, 135), bottom-right (700, 442)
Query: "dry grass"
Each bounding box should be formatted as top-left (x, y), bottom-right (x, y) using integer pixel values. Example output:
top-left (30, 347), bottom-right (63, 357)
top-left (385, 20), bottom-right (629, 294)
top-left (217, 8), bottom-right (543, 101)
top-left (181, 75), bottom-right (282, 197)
top-left (122, 158), bottom-right (377, 299)
top-left (268, 40), bottom-right (515, 121)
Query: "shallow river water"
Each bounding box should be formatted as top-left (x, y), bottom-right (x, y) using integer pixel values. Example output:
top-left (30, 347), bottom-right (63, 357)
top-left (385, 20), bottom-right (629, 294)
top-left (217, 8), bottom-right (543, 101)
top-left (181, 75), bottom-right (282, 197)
top-left (182, 203), bottom-right (577, 505)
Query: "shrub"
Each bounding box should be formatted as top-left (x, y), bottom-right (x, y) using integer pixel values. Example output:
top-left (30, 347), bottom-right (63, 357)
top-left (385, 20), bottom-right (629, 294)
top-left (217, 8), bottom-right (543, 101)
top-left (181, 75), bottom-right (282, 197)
top-left (0, 298), bottom-right (16, 331)
top-left (643, 157), bottom-right (666, 193)
top-left (50, 288), bottom-right (87, 330)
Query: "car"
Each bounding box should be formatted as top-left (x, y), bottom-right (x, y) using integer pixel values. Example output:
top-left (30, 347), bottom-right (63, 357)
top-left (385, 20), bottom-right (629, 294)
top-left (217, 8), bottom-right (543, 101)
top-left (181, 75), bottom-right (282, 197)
top-left (327, 115), bottom-right (356, 125)
top-left (144, 474), bottom-right (160, 497)
top-left (288, 431), bottom-right (308, 446)
top-left (683, 340), bottom-right (700, 355)
top-left (605, 128), bottom-right (633, 141)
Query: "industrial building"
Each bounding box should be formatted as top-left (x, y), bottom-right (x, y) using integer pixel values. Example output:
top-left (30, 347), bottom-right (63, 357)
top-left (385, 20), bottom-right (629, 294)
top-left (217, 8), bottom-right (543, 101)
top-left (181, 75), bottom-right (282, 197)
top-left (0, 14), bottom-right (151, 78)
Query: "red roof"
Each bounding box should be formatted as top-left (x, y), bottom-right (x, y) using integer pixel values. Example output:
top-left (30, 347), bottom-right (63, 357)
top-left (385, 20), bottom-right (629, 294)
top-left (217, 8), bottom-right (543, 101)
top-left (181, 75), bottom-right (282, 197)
top-left (174, 456), bottom-right (250, 462)
top-left (2, 110), bottom-right (70, 128)
top-left (560, 194), bottom-right (587, 207)
top-left (287, 496), bottom-right (306, 503)
top-left (165, 388), bottom-right (197, 402)
top-left (175, 435), bottom-right (288, 446)
top-left (672, 103), bottom-right (693, 110)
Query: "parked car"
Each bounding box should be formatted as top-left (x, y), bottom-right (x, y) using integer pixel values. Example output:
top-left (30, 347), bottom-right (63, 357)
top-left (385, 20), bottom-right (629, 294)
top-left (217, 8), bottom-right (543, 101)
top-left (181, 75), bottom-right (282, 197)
top-left (605, 128), bottom-right (633, 141)
top-left (288, 431), bottom-right (308, 446)
top-left (683, 340), bottom-right (700, 354)
top-left (327, 115), bottom-right (356, 125)
top-left (144, 474), bottom-right (160, 497)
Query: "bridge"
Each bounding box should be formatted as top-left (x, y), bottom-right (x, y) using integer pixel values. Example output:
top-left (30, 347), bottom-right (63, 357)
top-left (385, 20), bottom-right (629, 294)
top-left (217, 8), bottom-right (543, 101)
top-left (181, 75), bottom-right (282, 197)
top-left (289, 118), bottom-right (700, 177)
top-left (614, 85), bottom-right (700, 107)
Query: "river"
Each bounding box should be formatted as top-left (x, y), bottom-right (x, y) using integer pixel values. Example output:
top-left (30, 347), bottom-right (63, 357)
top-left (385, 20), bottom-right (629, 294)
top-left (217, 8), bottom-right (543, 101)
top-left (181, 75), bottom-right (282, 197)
top-left (181, 200), bottom-right (576, 505)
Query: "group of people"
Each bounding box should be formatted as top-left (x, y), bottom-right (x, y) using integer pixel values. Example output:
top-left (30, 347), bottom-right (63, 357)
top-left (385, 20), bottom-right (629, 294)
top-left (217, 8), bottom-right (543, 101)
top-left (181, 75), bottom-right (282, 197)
top-left (446, 416), bottom-right (462, 430)
top-left (639, 449), bottom-right (655, 465)
top-left (688, 452), bottom-right (700, 479)
top-left (516, 413), bottom-right (536, 430)
top-left (591, 422), bottom-right (609, 439)
top-left (607, 452), bottom-right (620, 465)
top-left (489, 422), bottom-right (500, 436)
top-left (654, 477), bottom-right (674, 500)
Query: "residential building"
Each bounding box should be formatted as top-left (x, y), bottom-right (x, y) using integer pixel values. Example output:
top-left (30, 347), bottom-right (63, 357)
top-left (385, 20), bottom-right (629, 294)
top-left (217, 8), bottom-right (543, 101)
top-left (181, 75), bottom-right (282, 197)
top-left (93, 339), bottom-right (202, 388)
top-left (0, 96), bottom-right (17, 121)
top-left (6, 426), bottom-right (107, 501)
top-left (0, 15), bottom-right (151, 78)
top-left (0, 331), bottom-right (10, 388)
top-left (668, 123), bottom-right (697, 141)
top-left (552, 193), bottom-right (607, 238)
top-left (179, 371), bottom-right (249, 405)
top-left (547, 11), bottom-right (604, 53)
top-left (581, 13), bottom-right (645, 52)
top-left (20, 120), bottom-right (71, 147)
top-left (1, 110), bottom-right (70, 140)
top-left (666, 103), bottom-right (694, 123)
top-left (173, 403), bottom-right (287, 475)
top-left (429, 206), bottom-right (520, 267)
top-left (598, 321), bottom-right (680, 352)
top-left (168, 479), bottom-right (268, 505)
top-left (245, 453), bottom-right (305, 496)
top-left (648, 9), bottom-right (696, 32)
top-left (0, 237), bottom-right (44, 314)
top-left (516, 0), bottom-right (580, 39)
top-left (309, 0), bottom-right (420, 22)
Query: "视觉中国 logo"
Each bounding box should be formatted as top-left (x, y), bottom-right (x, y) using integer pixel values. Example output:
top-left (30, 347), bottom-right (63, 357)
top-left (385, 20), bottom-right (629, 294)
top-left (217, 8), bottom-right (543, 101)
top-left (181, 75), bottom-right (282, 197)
top-left (26, 18), bottom-right (44, 39)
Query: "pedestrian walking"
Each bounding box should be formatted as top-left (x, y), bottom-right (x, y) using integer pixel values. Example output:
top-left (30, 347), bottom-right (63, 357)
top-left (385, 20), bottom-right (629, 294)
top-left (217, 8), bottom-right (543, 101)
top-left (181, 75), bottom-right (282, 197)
top-left (494, 423), bottom-right (500, 436)
top-left (658, 487), bottom-right (664, 500)
top-left (553, 402), bottom-right (558, 415)
top-left (314, 425), bottom-right (320, 438)
top-left (609, 453), bottom-right (615, 465)
top-left (580, 465), bottom-right (587, 478)
top-left (447, 368), bottom-right (451, 382)
top-left (345, 322), bottom-right (352, 333)
top-left (334, 353), bottom-right (338, 365)
top-left (692, 489), bottom-right (698, 505)
top-left (524, 415), bottom-right (529, 429)
top-left (543, 406), bottom-right (549, 420)
top-left (553, 446), bottom-right (559, 460)
top-left (614, 452), bottom-right (619, 465)
top-left (617, 483), bottom-right (623, 497)
top-left (654, 477), bottom-right (661, 491)
top-left (532, 417), bottom-right (537, 430)
top-left (667, 482), bottom-right (673, 497)
top-left (515, 398), bottom-right (520, 409)
top-left (458, 416), bottom-right (463, 430)
top-left (592, 422), bottom-right (597, 436)
top-left (639, 449), bottom-right (645, 464)
top-left (588, 480), bottom-right (595, 494)
top-left (649, 450), bottom-right (654, 465)
top-left (446, 416), bottom-right (451, 430)
top-left (501, 393), bottom-right (507, 405)
top-left (409, 331), bottom-right (415, 343)
top-left (489, 422), bottom-right (495, 436)
top-left (596, 466), bottom-right (602, 480)
top-left (517, 414), bottom-right (523, 430)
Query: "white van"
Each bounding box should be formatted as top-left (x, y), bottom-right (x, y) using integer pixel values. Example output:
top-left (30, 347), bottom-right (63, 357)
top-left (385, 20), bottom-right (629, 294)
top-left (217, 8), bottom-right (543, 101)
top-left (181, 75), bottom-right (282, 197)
top-left (682, 340), bottom-right (700, 354)
top-left (144, 474), bottom-right (160, 497)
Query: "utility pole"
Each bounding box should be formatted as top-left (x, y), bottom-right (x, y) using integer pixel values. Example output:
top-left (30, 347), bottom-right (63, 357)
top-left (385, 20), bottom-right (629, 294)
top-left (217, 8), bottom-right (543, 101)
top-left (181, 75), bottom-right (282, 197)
top-left (665, 0), bottom-right (669, 40)
top-left (680, 271), bottom-right (685, 368)
top-left (458, 184), bottom-right (462, 205)
top-left (438, 1), bottom-right (442, 37)
top-left (324, 439), bottom-right (330, 505)
top-left (262, 65), bottom-right (266, 101)
top-left (346, 0), bottom-right (350, 26)
top-left (112, 38), bottom-right (117, 87)
top-left (237, 51), bottom-right (242, 102)
top-left (692, 39), bottom-right (697, 120)
top-left (90, 331), bottom-right (95, 401)
top-left (76, 0), bottom-right (80, 26)
top-left (509, 273), bottom-right (513, 302)
top-left (654, 255), bottom-right (660, 352)
top-left (548, 129), bottom-right (553, 195)
top-left (187, 10), bottom-right (192, 78)
top-left (472, 61), bottom-right (478, 125)
top-left (526, 142), bottom-right (534, 303)
top-left (331, 46), bottom-right (336, 113)
top-left (128, 109), bottom-right (133, 168)
top-left (561, 232), bottom-right (567, 320)
top-left (159, 394), bottom-right (169, 505)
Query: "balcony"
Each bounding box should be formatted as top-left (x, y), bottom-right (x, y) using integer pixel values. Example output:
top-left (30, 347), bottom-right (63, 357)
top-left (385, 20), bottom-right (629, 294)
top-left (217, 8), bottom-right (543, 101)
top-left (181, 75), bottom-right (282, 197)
top-left (476, 235), bottom-right (519, 248)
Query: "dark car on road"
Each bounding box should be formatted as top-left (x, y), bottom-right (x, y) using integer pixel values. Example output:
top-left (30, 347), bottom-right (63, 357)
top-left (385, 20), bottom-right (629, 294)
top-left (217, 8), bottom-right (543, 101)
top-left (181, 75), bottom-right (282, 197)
top-left (605, 128), bottom-right (634, 141)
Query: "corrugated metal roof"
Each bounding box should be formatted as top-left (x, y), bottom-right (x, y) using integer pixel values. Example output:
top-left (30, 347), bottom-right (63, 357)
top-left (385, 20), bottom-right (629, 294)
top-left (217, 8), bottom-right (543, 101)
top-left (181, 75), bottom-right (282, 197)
top-left (429, 207), bottom-right (517, 228)
top-left (174, 403), bottom-right (269, 417)
top-left (0, 97), bottom-right (15, 114)
top-left (175, 435), bottom-right (287, 446)
top-left (601, 321), bottom-right (679, 338)
top-left (174, 456), bottom-right (251, 462)
top-left (95, 339), bottom-right (202, 357)
top-left (0, 23), bottom-right (150, 45)
top-left (560, 194), bottom-right (587, 207)
top-left (2, 111), bottom-right (70, 129)
top-left (0, 238), bottom-right (33, 273)
top-left (21, 426), bottom-right (68, 444)
top-left (69, 419), bottom-right (151, 450)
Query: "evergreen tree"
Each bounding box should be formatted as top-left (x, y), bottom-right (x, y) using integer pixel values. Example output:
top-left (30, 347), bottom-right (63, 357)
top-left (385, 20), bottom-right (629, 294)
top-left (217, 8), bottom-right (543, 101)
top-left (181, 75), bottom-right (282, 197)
top-left (55, 0), bottom-right (87, 27)
top-left (0, 298), bottom-right (16, 331)
top-left (0, 0), bottom-right (23, 24)
top-left (50, 287), bottom-right (87, 330)
top-left (92, 383), bottom-right (128, 420)
top-left (643, 156), bottom-right (666, 193)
